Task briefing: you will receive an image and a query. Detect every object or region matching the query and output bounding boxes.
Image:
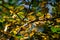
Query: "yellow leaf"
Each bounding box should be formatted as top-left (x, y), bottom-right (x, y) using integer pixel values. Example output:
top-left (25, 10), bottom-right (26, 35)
top-left (13, 31), bottom-right (17, 34)
top-left (30, 32), bottom-right (34, 37)
top-left (55, 25), bottom-right (60, 28)
top-left (17, 6), bottom-right (24, 10)
top-left (10, 10), bottom-right (14, 14)
top-left (20, 31), bottom-right (25, 35)
top-left (46, 13), bottom-right (52, 19)
top-left (15, 27), bottom-right (20, 31)
top-left (39, 15), bottom-right (44, 20)
top-left (56, 18), bottom-right (60, 23)
top-left (12, 14), bottom-right (17, 18)
top-left (17, 12), bottom-right (24, 15)
top-left (20, 38), bottom-right (25, 40)
top-left (28, 15), bottom-right (36, 21)
top-left (24, 33), bottom-right (28, 37)
top-left (9, 6), bottom-right (14, 10)
top-left (28, 12), bottom-right (34, 15)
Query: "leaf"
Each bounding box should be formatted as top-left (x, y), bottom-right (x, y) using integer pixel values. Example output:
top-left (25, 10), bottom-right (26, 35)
top-left (3, 4), bottom-right (10, 8)
top-left (17, 12), bottom-right (25, 19)
top-left (17, 12), bottom-right (24, 15)
top-left (28, 15), bottom-right (36, 21)
top-left (9, 0), bottom-right (16, 5)
top-left (51, 26), bottom-right (60, 34)
top-left (0, 18), bottom-right (5, 23)
top-left (36, 12), bottom-right (44, 16)
top-left (51, 27), bottom-right (57, 33)
top-left (30, 32), bottom-right (34, 37)
top-left (16, 36), bottom-right (23, 38)
top-left (14, 34), bottom-right (23, 39)
top-left (15, 6), bottom-right (24, 11)
top-left (0, 1), bottom-right (2, 4)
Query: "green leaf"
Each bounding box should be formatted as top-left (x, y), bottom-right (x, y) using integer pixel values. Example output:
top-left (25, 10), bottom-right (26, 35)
top-left (37, 12), bottom-right (44, 16)
top-left (51, 27), bottom-right (57, 33)
top-left (16, 36), bottom-right (23, 38)
top-left (0, 1), bottom-right (2, 4)
top-left (0, 18), bottom-right (5, 23)
top-left (17, 12), bottom-right (25, 19)
top-left (9, 0), bottom-right (15, 5)
top-left (4, 4), bottom-right (10, 8)
top-left (51, 26), bottom-right (60, 34)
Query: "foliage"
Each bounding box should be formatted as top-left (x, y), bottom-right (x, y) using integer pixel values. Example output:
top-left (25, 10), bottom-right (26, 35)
top-left (0, 0), bottom-right (60, 40)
